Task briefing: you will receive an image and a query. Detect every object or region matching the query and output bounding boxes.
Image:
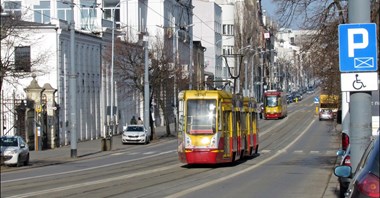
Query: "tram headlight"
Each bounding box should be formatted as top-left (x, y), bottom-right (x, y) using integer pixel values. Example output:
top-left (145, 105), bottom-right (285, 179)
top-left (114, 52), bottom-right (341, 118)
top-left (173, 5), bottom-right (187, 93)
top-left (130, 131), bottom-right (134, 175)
top-left (185, 136), bottom-right (192, 147)
top-left (201, 137), bottom-right (210, 145)
top-left (210, 136), bottom-right (217, 148)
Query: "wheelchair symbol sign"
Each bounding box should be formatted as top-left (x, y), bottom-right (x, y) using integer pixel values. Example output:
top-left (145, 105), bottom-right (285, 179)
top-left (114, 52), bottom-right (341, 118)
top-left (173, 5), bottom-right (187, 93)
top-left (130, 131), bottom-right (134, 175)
top-left (352, 74), bottom-right (366, 90)
top-left (341, 72), bottom-right (378, 92)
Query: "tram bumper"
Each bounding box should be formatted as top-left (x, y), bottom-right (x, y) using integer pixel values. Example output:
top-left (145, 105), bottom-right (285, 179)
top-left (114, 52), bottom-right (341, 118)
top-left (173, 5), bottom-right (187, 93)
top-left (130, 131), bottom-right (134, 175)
top-left (265, 113), bottom-right (281, 119)
top-left (183, 149), bottom-right (223, 164)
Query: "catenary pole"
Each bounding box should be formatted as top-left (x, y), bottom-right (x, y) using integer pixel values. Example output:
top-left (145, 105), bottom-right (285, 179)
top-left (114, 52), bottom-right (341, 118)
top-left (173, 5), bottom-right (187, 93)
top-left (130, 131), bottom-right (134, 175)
top-left (143, 33), bottom-right (150, 138)
top-left (70, 0), bottom-right (77, 158)
top-left (347, 0), bottom-right (372, 171)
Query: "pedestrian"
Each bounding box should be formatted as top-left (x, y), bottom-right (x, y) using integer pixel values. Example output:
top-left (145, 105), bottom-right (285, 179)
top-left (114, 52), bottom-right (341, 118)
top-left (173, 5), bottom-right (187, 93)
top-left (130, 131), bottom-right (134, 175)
top-left (137, 117), bottom-right (143, 124)
top-left (130, 116), bottom-right (137, 124)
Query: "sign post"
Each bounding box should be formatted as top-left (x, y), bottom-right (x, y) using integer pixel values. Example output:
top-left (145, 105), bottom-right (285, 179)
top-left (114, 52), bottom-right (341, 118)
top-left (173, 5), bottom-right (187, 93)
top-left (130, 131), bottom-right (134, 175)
top-left (339, 0), bottom-right (378, 171)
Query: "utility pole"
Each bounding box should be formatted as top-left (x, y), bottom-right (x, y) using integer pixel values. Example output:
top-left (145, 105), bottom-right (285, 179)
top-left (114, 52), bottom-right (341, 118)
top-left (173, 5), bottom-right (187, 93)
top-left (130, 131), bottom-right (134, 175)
top-left (189, 2), bottom-right (194, 90)
top-left (260, 49), bottom-right (264, 103)
top-left (143, 32), bottom-right (150, 139)
top-left (69, 0), bottom-right (77, 158)
top-left (347, 0), bottom-right (372, 171)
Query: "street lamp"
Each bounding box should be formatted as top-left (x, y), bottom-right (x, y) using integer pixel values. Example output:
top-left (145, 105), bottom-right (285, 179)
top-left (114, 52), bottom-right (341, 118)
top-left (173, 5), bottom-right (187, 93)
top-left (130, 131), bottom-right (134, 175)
top-left (110, 2), bottom-right (120, 137)
top-left (237, 45), bottom-right (255, 97)
top-left (215, 36), bottom-right (233, 46)
top-left (143, 33), bottom-right (149, 140)
top-left (172, 23), bottom-right (193, 133)
top-left (69, 0), bottom-right (77, 158)
top-left (173, 24), bottom-right (194, 88)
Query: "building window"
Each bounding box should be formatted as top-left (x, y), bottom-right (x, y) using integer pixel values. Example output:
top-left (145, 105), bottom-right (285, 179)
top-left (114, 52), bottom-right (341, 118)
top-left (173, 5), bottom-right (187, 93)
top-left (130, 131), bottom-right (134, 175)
top-left (223, 45), bottom-right (234, 55)
top-left (80, 8), bottom-right (97, 30)
top-left (223, 24), bottom-right (234, 36)
top-left (14, 46), bottom-right (31, 72)
top-left (34, 1), bottom-right (51, 24)
top-left (80, 1), bottom-right (98, 31)
top-left (57, 1), bottom-right (72, 22)
top-left (290, 37), bottom-right (295, 45)
top-left (3, 1), bottom-right (22, 17)
top-left (103, 8), bottom-right (120, 29)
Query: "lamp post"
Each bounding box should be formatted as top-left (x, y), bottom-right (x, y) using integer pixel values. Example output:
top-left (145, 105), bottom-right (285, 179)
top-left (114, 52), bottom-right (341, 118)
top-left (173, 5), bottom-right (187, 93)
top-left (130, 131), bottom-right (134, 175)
top-left (109, 2), bottom-right (120, 137)
top-left (216, 36), bottom-right (233, 45)
top-left (69, 0), bottom-right (77, 158)
top-left (143, 33), bottom-right (149, 139)
top-left (237, 45), bottom-right (254, 97)
top-left (172, 23), bottom-right (193, 133)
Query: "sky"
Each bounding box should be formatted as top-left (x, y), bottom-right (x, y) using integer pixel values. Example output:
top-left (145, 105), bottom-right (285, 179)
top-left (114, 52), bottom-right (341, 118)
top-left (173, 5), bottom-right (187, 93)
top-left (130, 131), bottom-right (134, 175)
top-left (261, 1), bottom-right (301, 29)
top-left (261, 0), bottom-right (278, 19)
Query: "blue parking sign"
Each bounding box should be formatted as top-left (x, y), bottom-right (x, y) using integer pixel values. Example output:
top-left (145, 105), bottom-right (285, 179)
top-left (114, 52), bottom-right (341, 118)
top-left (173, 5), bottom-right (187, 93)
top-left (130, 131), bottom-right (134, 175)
top-left (339, 23), bottom-right (377, 72)
top-left (314, 97), bottom-right (319, 104)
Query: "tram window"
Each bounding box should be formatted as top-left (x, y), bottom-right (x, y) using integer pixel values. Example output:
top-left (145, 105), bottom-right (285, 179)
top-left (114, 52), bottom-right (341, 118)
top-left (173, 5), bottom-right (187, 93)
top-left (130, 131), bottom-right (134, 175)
top-left (178, 100), bottom-right (184, 132)
top-left (187, 99), bottom-right (217, 134)
top-left (218, 102), bottom-right (222, 130)
top-left (223, 111), bottom-right (229, 131)
top-left (241, 112), bottom-right (246, 131)
top-left (266, 96), bottom-right (278, 107)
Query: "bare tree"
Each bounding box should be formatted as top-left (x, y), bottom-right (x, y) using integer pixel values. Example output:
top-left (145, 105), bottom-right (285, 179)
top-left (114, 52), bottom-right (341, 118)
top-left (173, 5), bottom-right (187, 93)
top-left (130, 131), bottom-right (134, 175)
top-left (233, 0), bottom-right (263, 93)
top-left (103, 30), bottom-right (177, 139)
top-left (270, 0), bottom-right (380, 93)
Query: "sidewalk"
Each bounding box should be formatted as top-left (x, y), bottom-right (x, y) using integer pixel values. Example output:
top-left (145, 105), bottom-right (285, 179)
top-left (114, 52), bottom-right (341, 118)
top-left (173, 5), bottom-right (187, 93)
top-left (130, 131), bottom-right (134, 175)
top-left (27, 124), bottom-right (176, 168)
top-left (322, 123), bottom-right (342, 198)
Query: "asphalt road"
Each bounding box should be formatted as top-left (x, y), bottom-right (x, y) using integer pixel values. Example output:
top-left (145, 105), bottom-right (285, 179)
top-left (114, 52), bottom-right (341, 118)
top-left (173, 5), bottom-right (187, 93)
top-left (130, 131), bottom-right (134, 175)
top-left (0, 92), bottom-right (341, 198)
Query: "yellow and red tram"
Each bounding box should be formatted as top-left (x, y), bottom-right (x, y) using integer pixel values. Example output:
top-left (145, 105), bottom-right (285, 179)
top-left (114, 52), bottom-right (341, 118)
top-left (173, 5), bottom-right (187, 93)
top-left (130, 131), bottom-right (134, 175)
top-left (263, 90), bottom-right (287, 119)
top-left (177, 90), bottom-right (259, 164)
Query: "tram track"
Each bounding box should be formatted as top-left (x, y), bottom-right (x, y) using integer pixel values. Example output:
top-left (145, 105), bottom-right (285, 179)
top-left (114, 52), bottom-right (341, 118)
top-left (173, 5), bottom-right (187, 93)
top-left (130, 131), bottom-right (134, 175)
top-left (2, 96), bottom-right (325, 198)
top-left (258, 108), bottom-right (316, 153)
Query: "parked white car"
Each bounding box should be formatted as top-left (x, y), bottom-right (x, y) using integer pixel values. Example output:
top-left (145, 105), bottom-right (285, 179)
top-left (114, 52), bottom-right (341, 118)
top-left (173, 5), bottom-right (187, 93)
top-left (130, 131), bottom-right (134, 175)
top-left (122, 125), bottom-right (151, 144)
top-left (0, 136), bottom-right (30, 167)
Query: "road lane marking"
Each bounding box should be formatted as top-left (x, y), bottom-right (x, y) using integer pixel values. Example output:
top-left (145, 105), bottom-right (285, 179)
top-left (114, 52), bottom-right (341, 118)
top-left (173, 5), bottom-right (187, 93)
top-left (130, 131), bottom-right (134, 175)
top-left (6, 163), bottom-right (181, 198)
top-left (326, 150), bottom-right (337, 155)
top-left (166, 118), bottom-right (316, 198)
top-left (111, 153), bottom-right (124, 156)
top-left (1, 150), bottom-right (177, 184)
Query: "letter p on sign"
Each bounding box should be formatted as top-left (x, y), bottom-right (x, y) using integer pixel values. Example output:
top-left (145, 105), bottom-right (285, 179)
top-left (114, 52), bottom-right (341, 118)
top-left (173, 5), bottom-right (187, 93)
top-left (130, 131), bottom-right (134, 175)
top-left (348, 28), bottom-right (368, 57)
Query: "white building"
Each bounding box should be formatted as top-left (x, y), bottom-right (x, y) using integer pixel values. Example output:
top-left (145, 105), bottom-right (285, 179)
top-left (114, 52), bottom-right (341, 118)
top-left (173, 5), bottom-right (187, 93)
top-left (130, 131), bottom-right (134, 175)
top-left (274, 28), bottom-right (316, 92)
top-left (1, 0), bottom-right (193, 148)
top-left (1, 0), bottom-right (130, 148)
top-left (1, 18), bottom-right (105, 148)
top-left (193, 0), bottom-right (222, 87)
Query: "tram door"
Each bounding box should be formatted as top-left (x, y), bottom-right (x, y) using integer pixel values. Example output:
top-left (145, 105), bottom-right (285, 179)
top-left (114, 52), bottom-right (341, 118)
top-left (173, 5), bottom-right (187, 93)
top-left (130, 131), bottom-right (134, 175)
top-left (223, 111), bottom-right (230, 157)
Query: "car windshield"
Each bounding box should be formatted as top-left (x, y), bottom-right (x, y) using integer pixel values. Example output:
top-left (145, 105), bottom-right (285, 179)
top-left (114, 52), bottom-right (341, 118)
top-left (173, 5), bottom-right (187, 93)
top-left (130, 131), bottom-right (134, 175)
top-left (0, 137), bottom-right (18, 147)
top-left (126, 126), bottom-right (144, 132)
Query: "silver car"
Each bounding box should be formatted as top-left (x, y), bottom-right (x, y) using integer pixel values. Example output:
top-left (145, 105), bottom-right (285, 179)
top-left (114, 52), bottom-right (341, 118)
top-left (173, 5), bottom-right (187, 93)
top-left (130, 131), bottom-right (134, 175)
top-left (319, 109), bottom-right (334, 121)
top-left (122, 125), bottom-right (151, 144)
top-left (1, 136), bottom-right (30, 167)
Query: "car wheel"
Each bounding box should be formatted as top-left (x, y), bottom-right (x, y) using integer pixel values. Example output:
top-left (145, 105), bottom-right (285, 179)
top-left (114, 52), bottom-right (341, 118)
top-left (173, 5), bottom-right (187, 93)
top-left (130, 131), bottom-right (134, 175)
top-left (144, 137), bottom-right (148, 144)
top-left (24, 154), bottom-right (30, 166)
top-left (16, 156), bottom-right (21, 167)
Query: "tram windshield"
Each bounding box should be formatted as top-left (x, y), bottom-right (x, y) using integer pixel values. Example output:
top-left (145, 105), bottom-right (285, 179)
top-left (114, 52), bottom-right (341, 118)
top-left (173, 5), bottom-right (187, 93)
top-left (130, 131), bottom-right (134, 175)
top-left (186, 99), bottom-right (216, 134)
top-left (265, 96), bottom-right (278, 107)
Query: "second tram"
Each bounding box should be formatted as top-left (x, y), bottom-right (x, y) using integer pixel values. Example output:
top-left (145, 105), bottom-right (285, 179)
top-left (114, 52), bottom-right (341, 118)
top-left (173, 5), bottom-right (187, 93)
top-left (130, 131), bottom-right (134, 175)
top-left (263, 90), bottom-right (287, 119)
top-left (177, 90), bottom-right (259, 164)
